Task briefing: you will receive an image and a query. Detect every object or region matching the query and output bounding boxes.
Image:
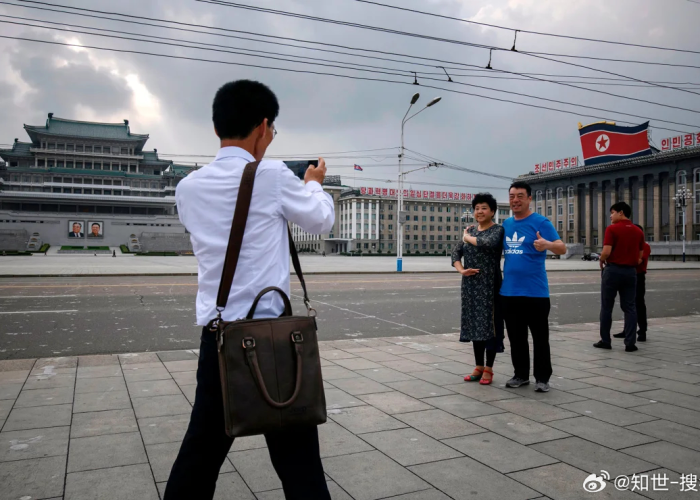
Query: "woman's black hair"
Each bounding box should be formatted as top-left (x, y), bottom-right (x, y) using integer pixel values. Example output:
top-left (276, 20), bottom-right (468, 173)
top-left (471, 192), bottom-right (497, 213)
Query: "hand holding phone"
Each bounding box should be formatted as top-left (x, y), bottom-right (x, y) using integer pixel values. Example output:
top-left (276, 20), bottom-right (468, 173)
top-left (304, 158), bottom-right (326, 185)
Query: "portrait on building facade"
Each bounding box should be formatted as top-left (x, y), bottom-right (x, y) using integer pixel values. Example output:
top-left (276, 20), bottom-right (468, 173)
top-left (68, 220), bottom-right (85, 238)
top-left (87, 221), bottom-right (104, 238)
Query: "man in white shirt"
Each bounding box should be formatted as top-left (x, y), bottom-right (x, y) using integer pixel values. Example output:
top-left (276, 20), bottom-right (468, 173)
top-left (164, 80), bottom-right (334, 500)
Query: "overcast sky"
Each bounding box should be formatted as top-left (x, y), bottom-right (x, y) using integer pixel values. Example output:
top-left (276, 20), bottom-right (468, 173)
top-left (1, 0), bottom-right (698, 200)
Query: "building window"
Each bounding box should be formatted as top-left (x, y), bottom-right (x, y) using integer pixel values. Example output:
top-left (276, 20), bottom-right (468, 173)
top-left (430, 206), bottom-right (435, 212)
top-left (547, 206), bottom-right (552, 216)
top-left (546, 189), bottom-right (552, 201)
top-left (422, 206), bottom-right (426, 211)
top-left (558, 220), bottom-right (563, 231)
top-left (557, 205), bottom-right (563, 216)
top-left (593, 237), bottom-right (598, 246)
top-left (537, 207), bottom-right (542, 215)
top-left (557, 187), bottom-right (563, 200)
top-left (536, 190), bottom-right (543, 202)
top-left (568, 236), bottom-right (574, 243)
top-left (568, 186), bottom-right (574, 199)
top-left (568, 219), bottom-right (574, 230)
top-left (581, 236), bottom-right (586, 245)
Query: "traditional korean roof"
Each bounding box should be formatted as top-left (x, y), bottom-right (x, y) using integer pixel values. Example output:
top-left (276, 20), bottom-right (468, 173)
top-left (0, 141), bottom-right (34, 158)
top-left (24, 115), bottom-right (149, 146)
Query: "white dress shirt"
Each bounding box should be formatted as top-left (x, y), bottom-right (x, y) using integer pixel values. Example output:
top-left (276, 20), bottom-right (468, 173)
top-left (176, 146), bottom-right (335, 325)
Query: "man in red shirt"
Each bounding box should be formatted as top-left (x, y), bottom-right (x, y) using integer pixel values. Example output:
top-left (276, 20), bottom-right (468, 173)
top-left (593, 202), bottom-right (645, 352)
top-left (614, 224), bottom-right (651, 342)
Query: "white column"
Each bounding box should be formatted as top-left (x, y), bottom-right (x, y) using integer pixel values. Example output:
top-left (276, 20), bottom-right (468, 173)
top-left (368, 200), bottom-right (373, 241)
top-left (351, 201), bottom-right (356, 241)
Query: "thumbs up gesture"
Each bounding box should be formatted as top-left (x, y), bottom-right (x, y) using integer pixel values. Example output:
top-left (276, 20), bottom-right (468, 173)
top-left (533, 231), bottom-right (549, 252)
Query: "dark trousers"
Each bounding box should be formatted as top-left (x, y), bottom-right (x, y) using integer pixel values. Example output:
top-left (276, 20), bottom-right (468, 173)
top-left (164, 327), bottom-right (330, 500)
top-left (600, 265), bottom-right (637, 346)
top-left (636, 273), bottom-right (647, 334)
top-left (472, 341), bottom-right (496, 368)
top-left (502, 296), bottom-right (553, 383)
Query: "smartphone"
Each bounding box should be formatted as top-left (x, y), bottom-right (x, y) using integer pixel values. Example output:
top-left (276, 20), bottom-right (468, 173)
top-left (284, 160), bottom-right (318, 181)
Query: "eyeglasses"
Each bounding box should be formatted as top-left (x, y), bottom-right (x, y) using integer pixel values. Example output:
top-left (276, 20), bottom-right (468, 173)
top-left (271, 124), bottom-right (278, 138)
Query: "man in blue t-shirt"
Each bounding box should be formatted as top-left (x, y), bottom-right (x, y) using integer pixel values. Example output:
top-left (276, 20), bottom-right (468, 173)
top-left (501, 181), bottom-right (566, 392)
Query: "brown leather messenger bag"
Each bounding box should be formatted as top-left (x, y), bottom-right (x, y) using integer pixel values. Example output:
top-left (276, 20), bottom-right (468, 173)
top-left (208, 161), bottom-right (327, 438)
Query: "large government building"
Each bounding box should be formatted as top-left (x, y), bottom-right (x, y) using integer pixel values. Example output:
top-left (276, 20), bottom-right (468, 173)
top-left (520, 144), bottom-right (700, 259)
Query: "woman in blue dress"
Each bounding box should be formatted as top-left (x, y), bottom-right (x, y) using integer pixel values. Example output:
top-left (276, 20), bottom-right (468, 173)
top-left (451, 193), bottom-right (505, 385)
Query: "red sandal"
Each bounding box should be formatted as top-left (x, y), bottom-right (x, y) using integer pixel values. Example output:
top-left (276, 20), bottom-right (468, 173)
top-left (464, 366), bottom-right (484, 382)
top-left (479, 367), bottom-right (494, 385)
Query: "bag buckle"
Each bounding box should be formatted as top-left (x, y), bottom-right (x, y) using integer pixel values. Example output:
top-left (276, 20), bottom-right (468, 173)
top-left (242, 337), bottom-right (256, 349)
top-left (291, 331), bottom-right (304, 343)
top-left (303, 298), bottom-right (317, 317)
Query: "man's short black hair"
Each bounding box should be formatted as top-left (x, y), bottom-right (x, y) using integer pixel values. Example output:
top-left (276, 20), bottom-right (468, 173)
top-left (73, 222), bottom-right (81, 227)
top-left (509, 181), bottom-right (532, 197)
top-left (472, 192), bottom-right (497, 213)
top-left (212, 80), bottom-right (279, 140)
top-left (92, 223), bottom-right (100, 228)
top-left (610, 201), bottom-right (631, 218)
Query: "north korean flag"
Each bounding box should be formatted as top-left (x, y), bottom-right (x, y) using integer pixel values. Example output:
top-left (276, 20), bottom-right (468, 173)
top-left (579, 122), bottom-right (652, 166)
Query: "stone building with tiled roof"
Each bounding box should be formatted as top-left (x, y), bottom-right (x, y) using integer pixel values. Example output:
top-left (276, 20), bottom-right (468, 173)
top-left (0, 114), bottom-right (194, 252)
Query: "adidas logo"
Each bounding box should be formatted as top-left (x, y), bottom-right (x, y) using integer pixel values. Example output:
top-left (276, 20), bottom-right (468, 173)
top-left (505, 231), bottom-right (525, 255)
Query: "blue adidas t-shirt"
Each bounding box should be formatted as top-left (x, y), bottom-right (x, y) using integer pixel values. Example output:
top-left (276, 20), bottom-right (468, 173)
top-left (500, 212), bottom-right (560, 298)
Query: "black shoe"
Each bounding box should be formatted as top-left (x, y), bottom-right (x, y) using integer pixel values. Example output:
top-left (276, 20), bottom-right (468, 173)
top-left (593, 341), bottom-right (612, 349)
top-left (625, 345), bottom-right (639, 352)
top-left (613, 332), bottom-right (626, 338)
top-left (637, 333), bottom-right (646, 342)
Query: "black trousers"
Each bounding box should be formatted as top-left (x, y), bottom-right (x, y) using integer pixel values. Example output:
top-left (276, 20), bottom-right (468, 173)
top-left (636, 273), bottom-right (647, 334)
top-left (164, 327), bottom-right (330, 500)
top-left (600, 265), bottom-right (637, 346)
top-left (502, 296), bottom-right (553, 383)
top-left (472, 341), bottom-right (497, 368)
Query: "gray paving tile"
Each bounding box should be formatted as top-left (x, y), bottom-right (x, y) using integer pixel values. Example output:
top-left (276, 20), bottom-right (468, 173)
top-left (122, 364), bottom-right (171, 382)
top-left (547, 377), bottom-right (594, 391)
top-left (385, 379), bottom-right (455, 399)
top-left (442, 382), bottom-right (521, 402)
top-left (156, 350), bottom-right (198, 363)
top-left (638, 369), bottom-right (700, 384)
top-left (0, 383), bottom-right (23, 400)
top-left (361, 427), bottom-right (463, 466)
top-left (14, 386), bottom-right (74, 408)
top-left (229, 434), bottom-right (268, 452)
top-left (127, 378), bottom-right (181, 398)
top-left (635, 377), bottom-right (700, 397)
top-left (65, 463), bottom-right (159, 500)
top-left (375, 345), bottom-right (424, 355)
top-left (68, 431), bottom-right (147, 472)
top-left (426, 360), bottom-right (472, 375)
top-left (575, 376), bottom-right (654, 393)
top-left (324, 450), bottom-right (430, 500)
top-left (229, 447), bottom-right (281, 492)
top-left (356, 350), bottom-right (404, 362)
top-left (0, 359), bottom-right (35, 371)
top-left (22, 373), bottom-right (76, 390)
top-left (508, 462), bottom-right (642, 500)
top-left (328, 376), bottom-right (392, 396)
top-left (355, 367), bottom-right (416, 383)
top-left (146, 441), bottom-right (233, 482)
top-left (410, 369), bottom-right (464, 386)
top-left (420, 395), bottom-right (504, 419)
top-left (568, 387), bottom-right (653, 408)
top-left (76, 354), bottom-right (120, 367)
top-left (132, 393), bottom-right (192, 419)
top-left (490, 398), bottom-right (578, 422)
top-left (333, 358), bottom-right (384, 370)
top-left (374, 489), bottom-right (452, 500)
top-left (322, 365), bottom-right (360, 381)
top-left (409, 456), bottom-right (539, 500)
top-left (0, 399), bottom-right (11, 422)
top-left (559, 400), bottom-right (658, 426)
top-left (3, 403), bottom-right (72, 431)
top-left (138, 414), bottom-right (190, 445)
top-left (627, 419), bottom-right (700, 452)
top-left (320, 350), bottom-right (359, 360)
top-left (70, 408), bottom-right (139, 438)
top-left (548, 416), bottom-right (657, 449)
top-left (328, 405), bottom-right (407, 434)
top-left (318, 420), bottom-right (373, 458)
top-left (0, 370), bottom-right (29, 384)
top-left (0, 455), bottom-right (65, 500)
top-left (213, 472), bottom-right (257, 499)
top-left (632, 403), bottom-right (700, 430)
top-left (0, 425), bottom-right (69, 462)
top-left (76, 365), bottom-right (123, 379)
top-left (74, 376), bottom-right (126, 394)
top-left (163, 359), bottom-right (199, 373)
top-left (394, 409), bottom-right (486, 440)
top-left (621, 441), bottom-right (700, 474)
top-left (325, 388), bottom-right (366, 410)
top-left (34, 357), bottom-right (77, 370)
top-left (171, 370), bottom-right (197, 386)
top-left (633, 390), bottom-right (700, 411)
top-left (531, 437), bottom-right (658, 477)
top-left (400, 352), bottom-right (451, 364)
top-left (358, 391), bottom-right (433, 414)
top-left (180, 384), bottom-right (196, 404)
top-left (525, 388), bottom-right (589, 405)
top-left (73, 389), bottom-right (132, 413)
top-left (443, 432), bottom-right (559, 473)
top-left (118, 352), bottom-right (161, 365)
top-left (468, 412), bottom-right (570, 445)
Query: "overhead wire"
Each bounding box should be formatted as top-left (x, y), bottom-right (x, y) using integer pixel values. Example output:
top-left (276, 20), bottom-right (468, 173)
top-left (3, 19), bottom-right (700, 130)
top-left (354, 0), bottom-right (700, 55)
top-left (0, 34), bottom-right (694, 136)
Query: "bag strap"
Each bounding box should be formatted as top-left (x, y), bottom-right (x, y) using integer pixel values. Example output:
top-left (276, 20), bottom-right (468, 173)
top-left (215, 161), bottom-right (313, 318)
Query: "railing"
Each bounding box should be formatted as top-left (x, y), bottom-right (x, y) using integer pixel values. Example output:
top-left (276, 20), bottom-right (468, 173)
top-left (29, 148), bottom-right (144, 160)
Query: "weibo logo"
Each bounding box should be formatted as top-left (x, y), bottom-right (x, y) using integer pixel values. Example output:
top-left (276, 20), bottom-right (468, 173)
top-left (505, 231), bottom-right (525, 254)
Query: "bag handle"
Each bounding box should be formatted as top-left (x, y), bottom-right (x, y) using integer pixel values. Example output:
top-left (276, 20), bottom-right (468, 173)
top-left (215, 161), bottom-right (313, 319)
top-left (246, 286), bottom-right (293, 319)
top-left (242, 333), bottom-right (304, 409)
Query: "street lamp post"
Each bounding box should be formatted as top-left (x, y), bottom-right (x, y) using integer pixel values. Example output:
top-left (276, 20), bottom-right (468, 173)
top-left (674, 186), bottom-right (692, 263)
top-left (397, 94), bottom-right (441, 272)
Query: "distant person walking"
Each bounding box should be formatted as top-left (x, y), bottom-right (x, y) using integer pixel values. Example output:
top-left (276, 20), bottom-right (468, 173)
top-left (595, 203), bottom-right (645, 352)
top-left (451, 193), bottom-right (505, 385)
top-left (501, 181), bottom-right (566, 392)
top-left (112, 249), bottom-right (116, 258)
top-left (614, 224), bottom-right (650, 342)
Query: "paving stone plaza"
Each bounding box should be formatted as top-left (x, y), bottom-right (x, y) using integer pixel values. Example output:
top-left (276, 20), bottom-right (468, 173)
top-left (1, 315), bottom-right (699, 500)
